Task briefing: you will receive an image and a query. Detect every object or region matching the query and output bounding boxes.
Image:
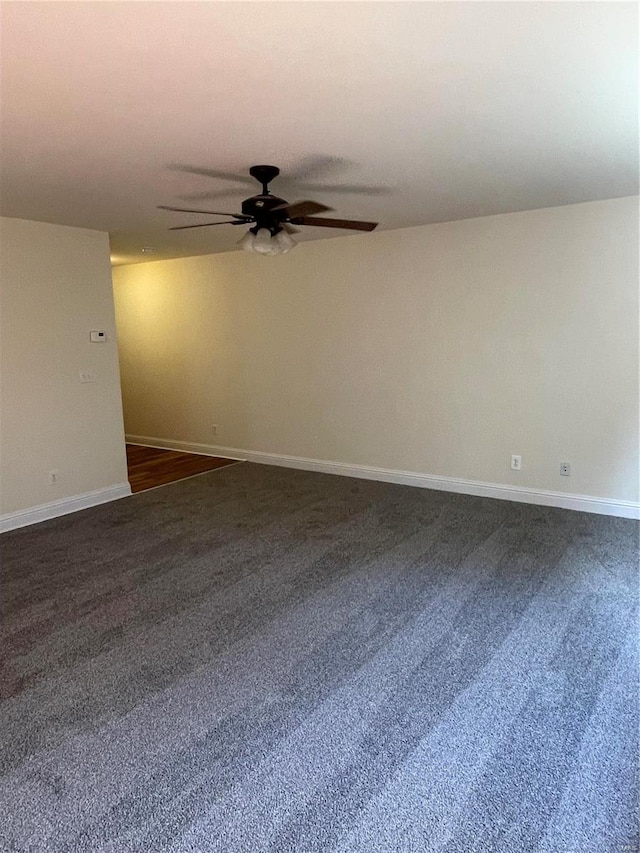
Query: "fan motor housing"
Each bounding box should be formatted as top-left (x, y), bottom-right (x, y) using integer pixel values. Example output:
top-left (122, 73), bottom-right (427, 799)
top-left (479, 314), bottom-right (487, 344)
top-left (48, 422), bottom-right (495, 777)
top-left (242, 194), bottom-right (288, 228)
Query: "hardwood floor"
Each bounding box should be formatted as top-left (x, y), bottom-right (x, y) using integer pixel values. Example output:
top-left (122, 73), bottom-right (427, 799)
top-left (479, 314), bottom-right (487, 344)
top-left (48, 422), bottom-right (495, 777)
top-left (126, 444), bottom-right (240, 493)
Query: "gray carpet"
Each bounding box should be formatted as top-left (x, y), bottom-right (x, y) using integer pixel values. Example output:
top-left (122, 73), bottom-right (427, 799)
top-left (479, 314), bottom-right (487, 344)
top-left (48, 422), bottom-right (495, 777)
top-left (1, 462), bottom-right (638, 853)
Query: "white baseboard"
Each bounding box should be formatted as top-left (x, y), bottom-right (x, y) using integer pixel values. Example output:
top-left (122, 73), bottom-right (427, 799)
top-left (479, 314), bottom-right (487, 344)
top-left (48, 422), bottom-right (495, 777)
top-left (126, 435), bottom-right (639, 519)
top-left (0, 483), bottom-right (132, 533)
top-left (126, 435), bottom-right (241, 460)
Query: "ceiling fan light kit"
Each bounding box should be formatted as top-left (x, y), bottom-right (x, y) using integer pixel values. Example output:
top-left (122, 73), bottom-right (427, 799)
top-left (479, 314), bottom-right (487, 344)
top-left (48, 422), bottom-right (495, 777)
top-left (160, 164), bottom-right (378, 257)
top-left (240, 226), bottom-right (296, 256)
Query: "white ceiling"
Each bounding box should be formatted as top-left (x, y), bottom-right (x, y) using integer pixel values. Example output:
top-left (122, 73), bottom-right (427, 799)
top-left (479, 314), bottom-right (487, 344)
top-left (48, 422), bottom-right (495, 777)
top-left (1, 2), bottom-right (637, 266)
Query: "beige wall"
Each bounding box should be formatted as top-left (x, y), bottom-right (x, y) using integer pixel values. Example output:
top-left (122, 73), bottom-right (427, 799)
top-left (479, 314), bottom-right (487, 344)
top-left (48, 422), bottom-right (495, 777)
top-left (1, 217), bottom-right (129, 517)
top-left (113, 196), bottom-right (639, 505)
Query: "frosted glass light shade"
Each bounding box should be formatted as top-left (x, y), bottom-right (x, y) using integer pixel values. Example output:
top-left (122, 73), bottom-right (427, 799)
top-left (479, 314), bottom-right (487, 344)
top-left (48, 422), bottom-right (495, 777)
top-left (273, 229), bottom-right (296, 253)
top-left (238, 227), bottom-right (297, 255)
top-left (253, 228), bottom-right (274, 254)
top-left (238, 231), bottom-right (256, 252)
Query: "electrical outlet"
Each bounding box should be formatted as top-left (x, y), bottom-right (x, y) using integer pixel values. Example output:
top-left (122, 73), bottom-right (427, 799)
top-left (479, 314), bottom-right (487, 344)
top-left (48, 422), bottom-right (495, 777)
top-left (560, 462), bottom-right (571, 476)
top-left (212, 424), bottom-right (218, 437)
top-left (48, 470), bottom-right (59, 485)
top-left (511, 454), bottom-right (522, 471)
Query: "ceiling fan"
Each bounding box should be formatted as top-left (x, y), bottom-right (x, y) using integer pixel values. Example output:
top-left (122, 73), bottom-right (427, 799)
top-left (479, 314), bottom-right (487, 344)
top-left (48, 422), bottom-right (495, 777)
top-left (159, 164), bottom-right (378, 255)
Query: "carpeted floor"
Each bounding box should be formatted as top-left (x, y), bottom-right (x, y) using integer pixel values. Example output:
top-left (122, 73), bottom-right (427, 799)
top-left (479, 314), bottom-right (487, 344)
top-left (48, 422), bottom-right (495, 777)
top-left (1, 462), bottom-right (638, 853)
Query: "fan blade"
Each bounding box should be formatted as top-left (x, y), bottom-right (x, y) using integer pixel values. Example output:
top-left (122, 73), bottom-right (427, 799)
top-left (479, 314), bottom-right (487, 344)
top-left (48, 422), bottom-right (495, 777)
top-left (168, 164), bottom-right (254, 185)
top-left (158, 204), bottom-right (251, 219)
top-left (288, 155), bottom-right (351, 181)
top-left (273, 200), bottom-right (333, 219)
top-left (178, 189), bottom-right (243, 202)
top-left (285, 156), bottom-right (390, 194)
top-left (293, 182), bottom-right (390, 197)
top-left (291, 216), bottom-right (378, 232)
top-left (180, 183), bottom-right (389, 203)
top-left (169, 221), bottom-right (248, 231)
